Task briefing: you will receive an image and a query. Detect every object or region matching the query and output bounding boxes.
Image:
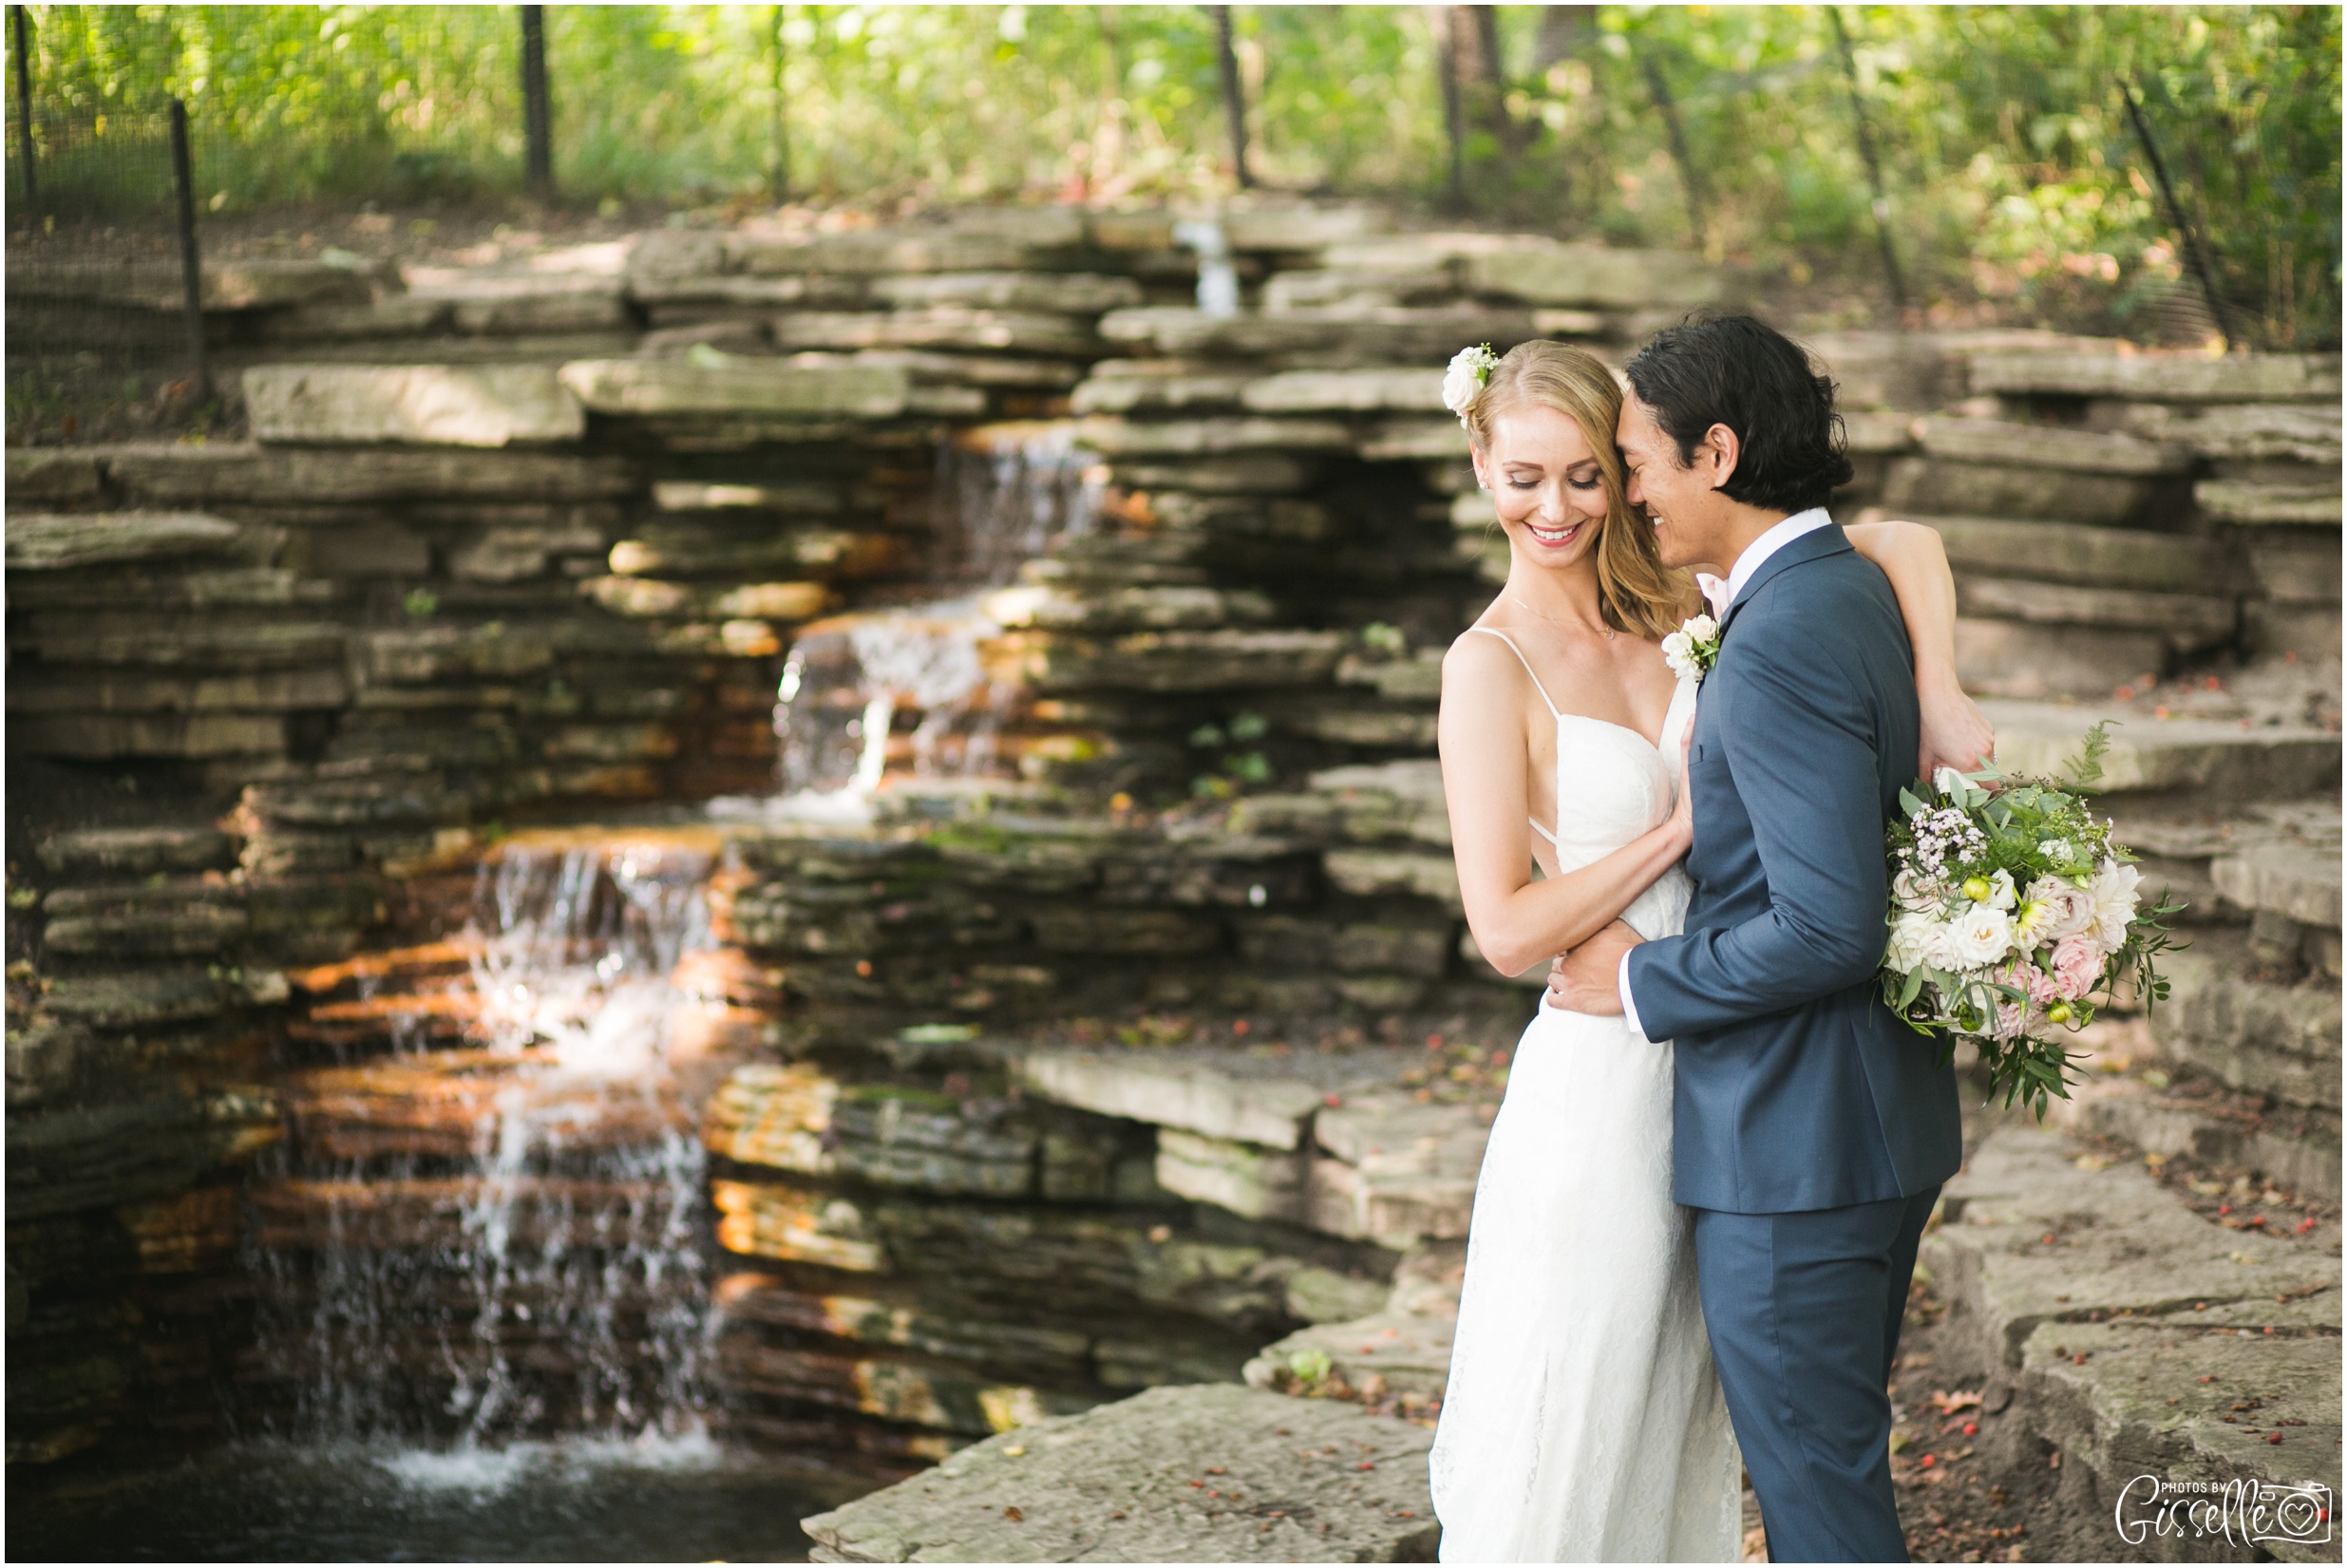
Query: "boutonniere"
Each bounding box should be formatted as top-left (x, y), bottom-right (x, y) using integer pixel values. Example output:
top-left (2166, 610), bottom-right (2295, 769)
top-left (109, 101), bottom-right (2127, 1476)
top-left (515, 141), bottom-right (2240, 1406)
top-left (1662, 613), bottom-right (1720, 686)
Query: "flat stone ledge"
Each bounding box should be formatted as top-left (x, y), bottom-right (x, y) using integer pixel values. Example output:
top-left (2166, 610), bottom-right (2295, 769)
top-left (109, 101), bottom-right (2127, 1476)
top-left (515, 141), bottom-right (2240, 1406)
top-left (2198, 479), bottom-right (2344, 527)
top-left (1920, 1125), bottom-right (2338, 1375)
top-left (1913, 415), bottom-right (2192, 476)
top-left (558, 357), bottom-right (909, 419)
top-left (1967, 350), bottom-right (2341, 404)
top-left (1013, 1046), bottom-right (1417, 1151)
top-left (1978, 702), bottom-right (2339, 799)
top-left (799, 1383), bottom-right (1440, 1563)
top-left (6, 511), bottom-right (244, 571)
top-left (2211, 844), bottom-right (2342, 929)
top-left (243, 364), bottom-right (584, 446)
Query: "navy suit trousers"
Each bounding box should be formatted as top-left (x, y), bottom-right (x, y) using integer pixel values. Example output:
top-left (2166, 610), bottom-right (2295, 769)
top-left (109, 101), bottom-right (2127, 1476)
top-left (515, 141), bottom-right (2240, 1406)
top-left (1692, 1185), bottom-right (1941, 1563)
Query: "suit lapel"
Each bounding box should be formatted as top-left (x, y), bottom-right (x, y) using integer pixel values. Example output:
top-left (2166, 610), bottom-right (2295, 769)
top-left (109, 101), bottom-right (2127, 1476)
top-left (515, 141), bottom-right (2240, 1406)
top-left (1717, 522), bottom-right (1854, 637)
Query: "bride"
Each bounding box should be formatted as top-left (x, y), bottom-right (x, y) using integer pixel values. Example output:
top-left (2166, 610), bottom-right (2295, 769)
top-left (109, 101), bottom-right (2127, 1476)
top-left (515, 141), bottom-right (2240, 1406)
top-left (1426, 340), bottom-right (1991, 1561)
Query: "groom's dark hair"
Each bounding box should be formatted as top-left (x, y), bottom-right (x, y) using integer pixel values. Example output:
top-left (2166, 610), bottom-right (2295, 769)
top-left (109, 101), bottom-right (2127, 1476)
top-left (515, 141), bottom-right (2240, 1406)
top-left (1622, 315), bottom-right (1853, 515)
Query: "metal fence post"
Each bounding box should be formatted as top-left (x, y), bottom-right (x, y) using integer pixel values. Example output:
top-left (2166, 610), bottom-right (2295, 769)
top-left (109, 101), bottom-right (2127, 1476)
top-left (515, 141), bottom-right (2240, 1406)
top-left (521, 5), bottom-right (553, 198)
top-left (11, 4), bottom-right (35, 212)
top-left (1210, 7), bottom-right (1254, 190)
top-left (168, 97), bottom-right (209, 400)
top-left (2120, 76), bottom-right (2237, 352)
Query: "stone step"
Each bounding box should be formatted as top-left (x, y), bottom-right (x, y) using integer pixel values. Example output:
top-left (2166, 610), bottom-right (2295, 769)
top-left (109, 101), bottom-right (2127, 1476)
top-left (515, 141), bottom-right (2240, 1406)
top-left (1097, 305), bottom-right (1540, 365)
top-left (1911, 416), bottom-right (2192, 477)
top-left (1866, 510), bottom-right (2237, 595)
top-left (5, 511), bottom-right (248, 572)
top-left (867, 272), bottom-right (1144, 314)
top-left (1011, 1046), bottom-right (1419, 1152)
top-left (35, 825), bottom-right (237, 881)
top-left (2116, 401), bottom-right (2344, 464)
top-left (1920, 1125), bottom-right (2340, 1564)
top-left (1244, 1308), bottom-right (1454, 1407)
top-left (1955, 576), bottom-right (2236, 650)
top-left (768, 309), bottom-right (1101, 358)
top-left (2211, 842), bottom-right (2343, 929)
top-left (982, 628), bottom-right (1348, 693)
top-left (2151, 939), bottom-right (2341, 1112)
top-left (798, 1383), bottom-right (1441, 1563)
top-left (1950, 619), bottom-right (2162, 702)
top-left (2197, 478), bottom-right (2344, 526)
top-left (8, 255), bottom-right (377, 312)
top-left (97, 442), bottom-right (637, 505)
top-left (242, 364), bottom-right (584, 446)
top-left (2070, 1077), bottom-right (2342, 1201)
top-left (1977, 701), bottom-right (2339, 803)
top-left (558, 357), bottom-right (909, 418)
top-left (1237, 368), bottom-right (1447, 414)
top-left (1882, 456), bottom-right (2169, 527)
top-left (1965, 350), bottom-right (2341, 404)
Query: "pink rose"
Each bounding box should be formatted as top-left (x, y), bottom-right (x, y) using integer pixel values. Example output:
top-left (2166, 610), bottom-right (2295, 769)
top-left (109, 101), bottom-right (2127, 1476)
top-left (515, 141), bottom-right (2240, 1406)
top-left (2000, 958), bottom-right (2059, 1008)
top-left (2050, 935), bottom-right (2102, 1000)
top-left (1994, 1001), bottom-right (2031, 1040)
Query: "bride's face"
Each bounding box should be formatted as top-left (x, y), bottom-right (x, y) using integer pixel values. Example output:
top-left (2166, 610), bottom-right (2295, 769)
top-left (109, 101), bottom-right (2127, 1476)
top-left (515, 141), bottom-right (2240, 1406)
top-left (1471, 405), bottom-right (1610, 570)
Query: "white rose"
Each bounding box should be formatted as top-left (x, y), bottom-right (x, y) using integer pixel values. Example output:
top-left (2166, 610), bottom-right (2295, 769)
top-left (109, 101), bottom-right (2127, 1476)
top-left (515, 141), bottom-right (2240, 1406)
top-left (1983, 868), bottom-right (2018, 910)
top-left (1940, 902), bottom-right (2017, 972)
top-left (2086, 858), bottom-right (2142, 953)
top-left (2024, 875), bottom-right (2094, 943)
top-left (1661, 631), bottom-right (1701, 683)
top-left (1442, 345), bottom-right (1498, 420)
top-left (1933, 765), bottom-right (1969, 799)
top-left (1682, 613), bottom-right (1718, 644)
top-left (1884, 911), bottom-right (1940, 972)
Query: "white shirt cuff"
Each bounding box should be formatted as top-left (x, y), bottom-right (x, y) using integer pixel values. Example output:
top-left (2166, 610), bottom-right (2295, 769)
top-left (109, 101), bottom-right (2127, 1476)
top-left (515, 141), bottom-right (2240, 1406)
top-left (1618, 952), bottom-right (1647, 1040)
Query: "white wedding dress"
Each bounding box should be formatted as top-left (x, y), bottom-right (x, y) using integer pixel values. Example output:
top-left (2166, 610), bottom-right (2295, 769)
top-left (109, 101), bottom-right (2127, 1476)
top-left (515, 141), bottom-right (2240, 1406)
top-left (1428, 630), bottom-right (1743, 1562)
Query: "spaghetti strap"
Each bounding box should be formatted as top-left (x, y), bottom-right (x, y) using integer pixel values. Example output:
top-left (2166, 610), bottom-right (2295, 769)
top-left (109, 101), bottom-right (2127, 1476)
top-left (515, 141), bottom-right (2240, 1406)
top-left (1465, 627), bottom-right (1564, 719)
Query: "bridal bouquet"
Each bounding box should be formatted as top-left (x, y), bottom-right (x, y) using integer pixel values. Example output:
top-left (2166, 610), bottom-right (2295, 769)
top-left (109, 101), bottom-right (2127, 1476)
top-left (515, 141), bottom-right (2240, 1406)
top-left (1880, 724), bottom-right (2180, 1120)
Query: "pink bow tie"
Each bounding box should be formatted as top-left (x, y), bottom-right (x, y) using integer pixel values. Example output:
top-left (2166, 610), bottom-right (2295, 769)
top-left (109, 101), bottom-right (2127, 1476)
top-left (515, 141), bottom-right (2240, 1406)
top-left (1695, 572), bottom-right (1731, 617)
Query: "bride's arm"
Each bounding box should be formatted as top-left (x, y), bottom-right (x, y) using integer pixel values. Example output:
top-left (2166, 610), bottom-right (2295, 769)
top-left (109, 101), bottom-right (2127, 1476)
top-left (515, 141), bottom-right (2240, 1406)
top-left (1845, 520), bottom-right (1997, 778)
top-left (1438, 633), bottom-right (1692, 977)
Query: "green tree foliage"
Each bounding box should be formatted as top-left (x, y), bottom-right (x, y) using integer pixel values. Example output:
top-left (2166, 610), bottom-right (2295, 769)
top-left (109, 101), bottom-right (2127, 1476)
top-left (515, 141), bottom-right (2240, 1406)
top-left (9, 5), bottom-right (2338, 346)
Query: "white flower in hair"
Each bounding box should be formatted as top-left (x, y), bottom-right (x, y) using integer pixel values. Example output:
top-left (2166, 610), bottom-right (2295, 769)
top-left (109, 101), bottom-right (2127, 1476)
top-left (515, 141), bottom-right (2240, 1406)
top-left (1443, 343), bottom-right (1501, 426)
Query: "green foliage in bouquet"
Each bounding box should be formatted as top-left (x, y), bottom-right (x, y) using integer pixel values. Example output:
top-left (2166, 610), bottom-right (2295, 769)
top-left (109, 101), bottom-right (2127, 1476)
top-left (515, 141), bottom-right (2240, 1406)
top-left (1880, 722), bottom-right (2184, 1121)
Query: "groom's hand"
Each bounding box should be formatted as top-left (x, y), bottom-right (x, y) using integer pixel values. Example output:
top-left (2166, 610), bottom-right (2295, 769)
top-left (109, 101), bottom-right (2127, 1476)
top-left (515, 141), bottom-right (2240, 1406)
top-left (1546, 920), bottom-right (1642, 1014)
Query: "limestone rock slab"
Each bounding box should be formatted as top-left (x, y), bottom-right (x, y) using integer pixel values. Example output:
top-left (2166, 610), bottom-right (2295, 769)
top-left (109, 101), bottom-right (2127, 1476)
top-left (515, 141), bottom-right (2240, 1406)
top-left (1077, 416), bottom-right (1353, 456)
top-left (870, 272), bottom-right (1142, 313)
top-left (1239, 369), bottom-right (1447, 414)
top-left (2211, 845), bottom-right (2342, 929)
top-left (2197, 479), bottom-right (2343, 526)
top-left (1882, 456), bottom-right (2160, 526)
top-left (1954, 576), bottom-right (2236, 649)
top-left (1893, 512), bottom-right (2235, 595)
top-left (1920, 1125), bottom-right (2340, 1374)
top-left (6, 511), bottom-right (243, 572)
top-left (799, 1383), bottom-right (1440, 1563)
top-left (1967, 350), bottom-right (2340, 404)
top-left (1912, 416), bottom-right (2191, 476)
top-left (1978, 702), bottom-right (2340, 800)
top-left (984, 629), bottom-right (1346, 693)
top-left (102, 443), bottom-right (637, 503)
top-left (243, 364), bottom-right (583, 446)
top-left (559, 357), bottom-right (909, 418)
top-left (1013, 1049), bottom-right (1331, 1150)
top-left (769, 310), bottom-right (1098, 357)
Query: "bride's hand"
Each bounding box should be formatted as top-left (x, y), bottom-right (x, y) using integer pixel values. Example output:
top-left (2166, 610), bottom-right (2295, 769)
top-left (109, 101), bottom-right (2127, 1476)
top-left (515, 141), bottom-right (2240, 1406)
top-left (1666, 724), bottom-right (1695, 845)
top-left (1919, 673), bottom-right (1997, 783)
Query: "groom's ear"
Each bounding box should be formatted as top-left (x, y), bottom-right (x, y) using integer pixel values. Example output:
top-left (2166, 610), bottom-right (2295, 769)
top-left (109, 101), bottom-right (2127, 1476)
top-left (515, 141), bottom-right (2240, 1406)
top-left (1699, 423), bottom-right (1741, 491)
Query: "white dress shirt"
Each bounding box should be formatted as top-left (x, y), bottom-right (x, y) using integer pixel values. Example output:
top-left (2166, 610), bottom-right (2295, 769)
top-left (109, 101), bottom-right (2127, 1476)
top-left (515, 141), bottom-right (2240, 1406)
top-left (1617, 507), bottom-right (1835, 1037)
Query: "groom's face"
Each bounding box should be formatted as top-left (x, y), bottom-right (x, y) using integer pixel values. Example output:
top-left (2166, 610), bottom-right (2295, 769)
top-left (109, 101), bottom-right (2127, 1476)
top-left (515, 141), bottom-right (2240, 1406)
top-left (1618, 393), bottom-right (1720, 570)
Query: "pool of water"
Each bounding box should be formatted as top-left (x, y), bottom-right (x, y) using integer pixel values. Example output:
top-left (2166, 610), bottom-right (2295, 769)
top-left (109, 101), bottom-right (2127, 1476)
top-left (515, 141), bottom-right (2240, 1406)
top-left (10, 1434), bottom-right (838, 1562)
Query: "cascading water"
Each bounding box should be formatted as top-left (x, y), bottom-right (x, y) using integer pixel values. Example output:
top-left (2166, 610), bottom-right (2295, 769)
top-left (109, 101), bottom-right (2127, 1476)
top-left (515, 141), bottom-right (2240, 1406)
top-left (246, 834), bottom-right (720, 1453)
top-left (765, 424), bottom-right (1101, 811)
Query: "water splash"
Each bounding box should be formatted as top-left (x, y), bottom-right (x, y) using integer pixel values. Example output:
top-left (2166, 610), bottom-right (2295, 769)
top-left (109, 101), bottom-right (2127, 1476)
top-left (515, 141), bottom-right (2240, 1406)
top-left (249, 833), bottom-right (720, 1451)
top-left (767, 424), bottom-right (1099, 806)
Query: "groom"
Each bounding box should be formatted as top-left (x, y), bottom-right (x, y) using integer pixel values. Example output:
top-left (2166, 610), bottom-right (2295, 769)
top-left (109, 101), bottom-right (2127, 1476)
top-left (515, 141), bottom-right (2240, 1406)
top-left (1552, 315), bottom-right (1963, 1561)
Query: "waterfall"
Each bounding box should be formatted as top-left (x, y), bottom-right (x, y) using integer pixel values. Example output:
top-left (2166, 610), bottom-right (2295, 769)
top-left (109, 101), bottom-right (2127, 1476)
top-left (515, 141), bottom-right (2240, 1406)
top-left (247, 834), bottom-right (719, 1451)
top-left (767, 424), bottom-right (1100, 807)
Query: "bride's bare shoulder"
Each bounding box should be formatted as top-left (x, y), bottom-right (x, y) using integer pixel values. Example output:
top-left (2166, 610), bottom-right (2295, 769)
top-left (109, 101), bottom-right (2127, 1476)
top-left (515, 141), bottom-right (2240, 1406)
top-left (1439, 627), bottom-right (1538, 730)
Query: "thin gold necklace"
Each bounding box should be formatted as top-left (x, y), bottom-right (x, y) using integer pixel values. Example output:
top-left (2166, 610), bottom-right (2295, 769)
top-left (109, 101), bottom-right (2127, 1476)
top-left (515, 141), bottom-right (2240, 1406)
top-left (1508, 593), bottom-right (1616, 639)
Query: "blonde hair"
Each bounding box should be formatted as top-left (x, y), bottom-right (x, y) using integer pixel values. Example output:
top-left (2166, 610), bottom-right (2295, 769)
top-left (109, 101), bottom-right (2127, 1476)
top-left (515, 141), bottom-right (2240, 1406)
top-left (1461, 340), bottom-right (1697, 642)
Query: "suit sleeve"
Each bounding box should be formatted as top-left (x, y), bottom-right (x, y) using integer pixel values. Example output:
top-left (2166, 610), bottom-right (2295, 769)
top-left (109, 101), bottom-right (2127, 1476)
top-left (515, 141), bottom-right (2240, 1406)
top-left (1625, 604), bottom-right (1892, 1039)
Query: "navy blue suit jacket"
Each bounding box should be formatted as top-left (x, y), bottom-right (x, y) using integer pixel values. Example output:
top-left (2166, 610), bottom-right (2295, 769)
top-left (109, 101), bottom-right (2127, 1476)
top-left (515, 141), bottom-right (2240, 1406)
top-left (1627, 522), bottom-right (1962, 1214)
